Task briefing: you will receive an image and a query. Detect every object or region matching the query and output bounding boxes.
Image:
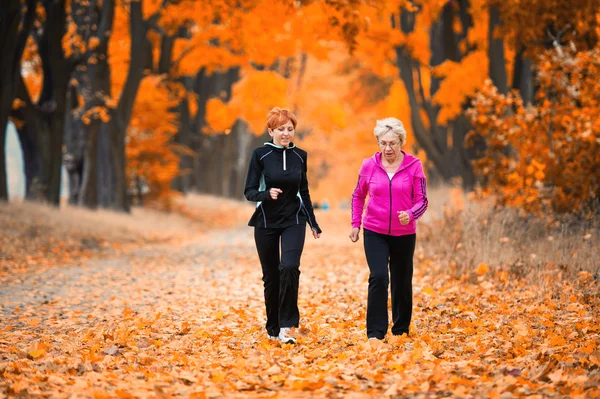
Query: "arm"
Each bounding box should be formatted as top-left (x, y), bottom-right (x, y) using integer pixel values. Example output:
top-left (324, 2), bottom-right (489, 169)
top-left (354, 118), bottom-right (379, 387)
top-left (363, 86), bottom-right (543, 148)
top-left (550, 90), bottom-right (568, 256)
top-left (244, 150), bottom-right (271, 202)
top-left (407, 161), bottom-right (428, 221)
top-left (351, 162), bottom-right (369, 229)
top-left (299, 153), bottom-right (322, 234)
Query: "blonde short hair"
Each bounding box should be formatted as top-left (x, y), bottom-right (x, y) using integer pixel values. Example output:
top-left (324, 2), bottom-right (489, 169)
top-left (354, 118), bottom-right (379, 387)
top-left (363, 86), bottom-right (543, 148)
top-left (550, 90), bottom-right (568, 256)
top-left (373, 117), bottom-right (406, 144)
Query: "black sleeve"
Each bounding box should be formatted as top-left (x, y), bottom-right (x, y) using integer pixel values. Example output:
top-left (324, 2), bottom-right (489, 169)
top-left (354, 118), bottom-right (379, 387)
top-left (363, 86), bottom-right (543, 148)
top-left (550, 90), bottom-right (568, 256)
top-left (244, 150), bottom-right (271, 202)
top-left (299, 152), bottom-right (322, 234)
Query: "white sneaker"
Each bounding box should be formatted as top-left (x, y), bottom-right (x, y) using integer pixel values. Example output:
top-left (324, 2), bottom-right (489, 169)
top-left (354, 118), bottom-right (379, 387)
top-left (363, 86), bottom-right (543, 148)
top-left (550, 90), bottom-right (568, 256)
top-left (278, 327), bottom-right (297, 344)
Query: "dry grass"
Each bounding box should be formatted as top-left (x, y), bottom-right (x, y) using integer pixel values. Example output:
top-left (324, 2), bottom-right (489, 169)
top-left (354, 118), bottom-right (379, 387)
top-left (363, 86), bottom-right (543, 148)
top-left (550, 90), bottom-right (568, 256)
top-left (419, 185), bottom-right (599, 285)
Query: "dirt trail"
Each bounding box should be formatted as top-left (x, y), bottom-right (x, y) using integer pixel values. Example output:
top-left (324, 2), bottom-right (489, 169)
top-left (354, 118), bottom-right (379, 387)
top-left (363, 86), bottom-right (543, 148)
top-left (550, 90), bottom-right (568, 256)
top-left (0, 225), bottom-right (258, 317)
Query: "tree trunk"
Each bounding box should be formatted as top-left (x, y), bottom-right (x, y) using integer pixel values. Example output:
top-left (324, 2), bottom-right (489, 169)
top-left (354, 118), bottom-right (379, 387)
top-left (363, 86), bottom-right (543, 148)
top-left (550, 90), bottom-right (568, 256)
top-left (108, 0), bottom-right (147, 212)
top-left (221, 134), bottom-right (235, 196)
top-left (0, 136), bottom-right (5, 201)
top-left (97, 124), bottom-right (112, 207)
top-left (191, 69), bottom-right (209, 191)
top-left (451, 114), bottom-right (476, 188)
top-left (78, 122), bottom-right (99, 208)
top-left (395, 46), bottom-right (450, 179)
top-left (172, 78), bottom-right (193, 192)
top-left (32, 0), bottom-right (71, 205)
top-left (512, 46), bottom-right (534, 104)
top-left (64, 84), bottom-right (83, 204)
top-left (69, 0), bottom-right (114, 208)
top-left (0, 0), bottom-right (36, 200)
top-left (15, 121), bottom-right (42, 200)
top-left (488, 4), bottom-right (508, 94)
top-left (231, 120), bottom-right (252, 200)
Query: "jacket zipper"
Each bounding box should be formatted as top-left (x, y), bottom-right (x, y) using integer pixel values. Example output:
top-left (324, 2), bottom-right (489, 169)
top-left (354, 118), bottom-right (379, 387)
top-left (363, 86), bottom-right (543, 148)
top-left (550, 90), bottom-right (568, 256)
top-left (283, 149), bottom-right (287, 171)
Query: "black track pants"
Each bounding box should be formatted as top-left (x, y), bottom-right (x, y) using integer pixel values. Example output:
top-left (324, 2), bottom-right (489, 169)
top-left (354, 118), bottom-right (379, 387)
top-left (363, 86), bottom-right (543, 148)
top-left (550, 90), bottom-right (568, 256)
top-left (254, 224), bottom-right (306, 336)
top-left (363, 229), bottom-right (416, 339)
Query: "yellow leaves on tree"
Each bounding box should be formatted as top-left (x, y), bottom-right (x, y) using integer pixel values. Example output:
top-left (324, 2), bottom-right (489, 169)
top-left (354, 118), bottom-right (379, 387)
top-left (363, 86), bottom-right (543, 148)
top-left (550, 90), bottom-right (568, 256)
top-left (126, 76), bottom-right (180, 209)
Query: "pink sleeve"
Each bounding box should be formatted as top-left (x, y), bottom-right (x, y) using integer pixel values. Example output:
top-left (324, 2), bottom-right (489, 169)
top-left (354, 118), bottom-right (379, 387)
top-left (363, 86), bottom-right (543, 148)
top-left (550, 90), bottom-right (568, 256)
top-left (407, 161), bottom-right (428, 221)
top-left (351, 162), bottom-right (369, 228)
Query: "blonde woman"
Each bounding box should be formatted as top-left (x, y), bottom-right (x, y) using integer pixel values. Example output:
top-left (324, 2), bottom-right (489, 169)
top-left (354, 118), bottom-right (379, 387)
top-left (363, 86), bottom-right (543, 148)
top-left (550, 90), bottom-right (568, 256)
top-left (350, 117), bottom-right (428, 340)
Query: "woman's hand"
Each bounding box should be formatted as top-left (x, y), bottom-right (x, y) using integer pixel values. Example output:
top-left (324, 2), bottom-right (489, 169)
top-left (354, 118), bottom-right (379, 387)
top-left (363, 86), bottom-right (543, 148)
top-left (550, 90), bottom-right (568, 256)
top-left (397, 211), bottom-right (410, 225)
top-left (349, 227), bottom-right (360, 243)
top-left (312, 228), bottom-right (321, 239)
top-left (269, 188), bottom-right (283, 200)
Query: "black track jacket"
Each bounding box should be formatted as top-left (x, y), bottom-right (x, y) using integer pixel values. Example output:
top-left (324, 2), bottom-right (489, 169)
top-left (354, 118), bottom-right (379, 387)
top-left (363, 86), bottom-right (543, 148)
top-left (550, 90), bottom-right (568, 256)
top-left (244, 141), bottom-right (322, 233)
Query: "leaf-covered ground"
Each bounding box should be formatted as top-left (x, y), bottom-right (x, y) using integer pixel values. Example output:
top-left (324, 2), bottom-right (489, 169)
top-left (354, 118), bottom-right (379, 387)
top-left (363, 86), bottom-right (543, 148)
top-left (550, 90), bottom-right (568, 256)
top-left (0, 208), bottom-right (599, 398)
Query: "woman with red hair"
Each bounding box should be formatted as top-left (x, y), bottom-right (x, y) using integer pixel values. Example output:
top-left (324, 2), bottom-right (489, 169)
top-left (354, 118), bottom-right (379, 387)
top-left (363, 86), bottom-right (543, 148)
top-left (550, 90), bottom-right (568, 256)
top-left (244, 107), bottom-right (322, 344)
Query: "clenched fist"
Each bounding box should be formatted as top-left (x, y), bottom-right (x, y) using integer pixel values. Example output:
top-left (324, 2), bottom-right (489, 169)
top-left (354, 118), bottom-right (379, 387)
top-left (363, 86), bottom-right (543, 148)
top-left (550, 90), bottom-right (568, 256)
top-left (349, 227), bottom-right (360, 243)
top-left (397, 211), bottom-right (410, 225)
top-left (269, 188), bottom-right (283, 200)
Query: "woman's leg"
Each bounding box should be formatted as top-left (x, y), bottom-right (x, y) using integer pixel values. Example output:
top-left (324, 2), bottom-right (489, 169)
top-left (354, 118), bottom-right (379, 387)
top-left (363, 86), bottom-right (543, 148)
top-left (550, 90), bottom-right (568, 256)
top-left (278, 224), bottom-right (306, 328)
top-left (363, 229), bottom-right (391, 339)
top-left (389, 234), bottom-right (416, 336)
top-left (254, 227), bottom-right (282, 337)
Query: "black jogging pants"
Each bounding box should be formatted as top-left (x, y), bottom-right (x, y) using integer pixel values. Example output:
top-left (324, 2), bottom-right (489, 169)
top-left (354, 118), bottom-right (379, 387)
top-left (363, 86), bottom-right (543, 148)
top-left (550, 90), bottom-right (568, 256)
top-left (363, 229), bottom-right (416, 339)
top-left (254, 224), bottom-right (306, 337)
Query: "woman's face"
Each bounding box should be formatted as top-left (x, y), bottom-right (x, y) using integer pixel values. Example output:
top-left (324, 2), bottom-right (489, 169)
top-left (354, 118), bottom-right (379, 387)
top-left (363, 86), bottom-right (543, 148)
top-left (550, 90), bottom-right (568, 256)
top-left (269, 121), bottom-right (295, 147)
top-left (378, 131), bottom-right (403, 162)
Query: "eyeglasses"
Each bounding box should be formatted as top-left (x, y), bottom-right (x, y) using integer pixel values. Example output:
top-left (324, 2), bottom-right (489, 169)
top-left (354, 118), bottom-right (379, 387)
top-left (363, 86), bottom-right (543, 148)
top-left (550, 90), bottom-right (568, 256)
top-left (378, 141), bottom-right (401, 148)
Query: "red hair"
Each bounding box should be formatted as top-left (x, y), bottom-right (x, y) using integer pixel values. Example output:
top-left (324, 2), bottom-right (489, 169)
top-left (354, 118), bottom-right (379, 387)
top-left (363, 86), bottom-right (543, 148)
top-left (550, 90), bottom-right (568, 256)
top-left (266, 107), bottom-right (297, 130)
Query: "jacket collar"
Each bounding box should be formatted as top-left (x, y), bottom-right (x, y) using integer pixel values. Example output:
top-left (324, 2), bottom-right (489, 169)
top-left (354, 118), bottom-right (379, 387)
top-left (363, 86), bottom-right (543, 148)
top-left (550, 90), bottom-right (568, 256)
top-left (371, 150), bottom-right (418, 172)
top-left (265, 141), bottom-right (296, 150)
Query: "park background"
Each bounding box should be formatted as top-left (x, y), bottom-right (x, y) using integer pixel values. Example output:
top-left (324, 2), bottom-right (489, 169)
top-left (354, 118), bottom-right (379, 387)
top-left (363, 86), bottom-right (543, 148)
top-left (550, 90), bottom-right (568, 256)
top-left (1, 0), bottom-right (599, 398)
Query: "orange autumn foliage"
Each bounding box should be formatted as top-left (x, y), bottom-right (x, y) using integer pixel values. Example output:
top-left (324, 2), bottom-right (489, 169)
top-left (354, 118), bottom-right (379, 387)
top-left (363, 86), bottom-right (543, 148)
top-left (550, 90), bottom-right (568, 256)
top-left (206, 70), bottom-right (289, 136)
top-left (467, 42), bottom-right (600, 215)
top-left (126, 77), bottom-right (181, 209)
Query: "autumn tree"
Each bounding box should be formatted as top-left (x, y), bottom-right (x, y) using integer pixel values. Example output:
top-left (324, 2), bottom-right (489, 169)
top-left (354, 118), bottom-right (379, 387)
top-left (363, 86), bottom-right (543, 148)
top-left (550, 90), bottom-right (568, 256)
top-left (65, 0), bottom-right (179, 210)
top-left (467, 17), bottom-right (600, 215)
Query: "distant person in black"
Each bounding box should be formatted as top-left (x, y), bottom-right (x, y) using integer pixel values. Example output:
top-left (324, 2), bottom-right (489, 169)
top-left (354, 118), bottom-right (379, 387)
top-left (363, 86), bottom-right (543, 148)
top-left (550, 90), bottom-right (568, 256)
top-left (244, 107), bottom-right (322, 344)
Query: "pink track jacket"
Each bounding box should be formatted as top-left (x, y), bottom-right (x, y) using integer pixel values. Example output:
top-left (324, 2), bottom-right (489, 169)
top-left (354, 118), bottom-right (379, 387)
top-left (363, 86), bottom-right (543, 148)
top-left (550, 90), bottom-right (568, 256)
top-left (351, 151), bottom-right (428, 236)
